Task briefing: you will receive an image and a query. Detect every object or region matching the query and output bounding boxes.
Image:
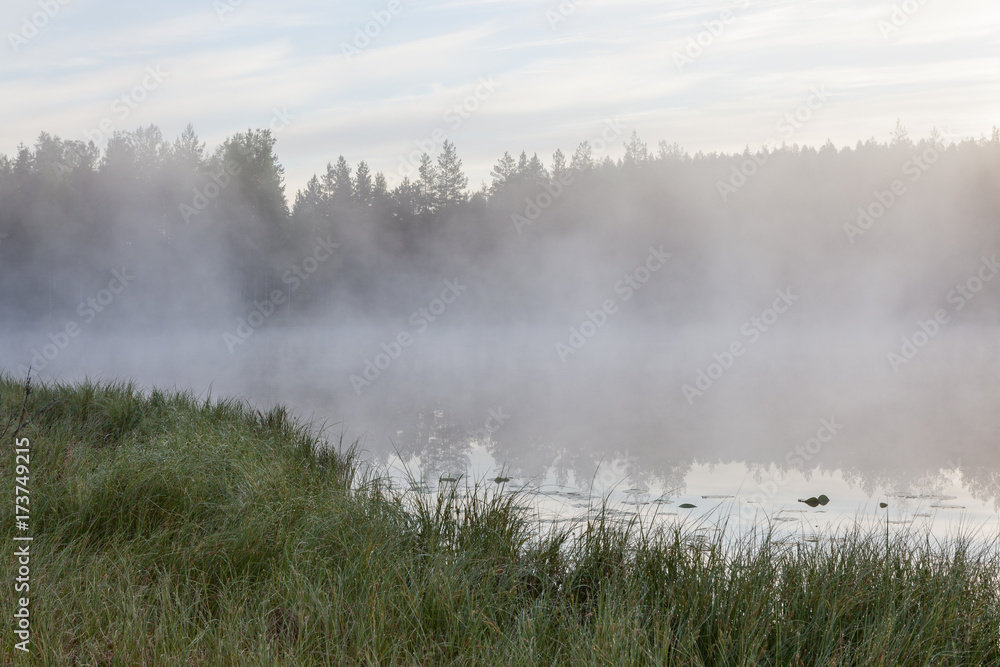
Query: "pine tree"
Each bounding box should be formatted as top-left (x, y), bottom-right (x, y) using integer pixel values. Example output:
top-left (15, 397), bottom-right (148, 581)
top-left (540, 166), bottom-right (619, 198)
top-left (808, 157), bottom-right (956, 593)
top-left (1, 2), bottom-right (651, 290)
top-left (131, 125), bottom-right (166, 175)
top-left (570, 141), bottom-right (593, 172)
top-left (890, 119), bottom-right (911, 148)
top-left (551, 149), bottom-right (567, 183)
top-left (173, 124), bottom-right (206, 168)
top-left (417, 153), bottom-right (439, 213)
top-left (928, 127), bottom-right (944, 150)
top-left (354, 161), bottom-right (373, 206)
top-left (53, 138), bottom-right (98, 176)
top-left (293, 174), bottom-right (326, 231)
top-left (101, 131), bottom-right (138, 176)
top-left (623, 130), bottom-right (650, 167)
top-left (294, 175), bottom-right (324, 211)
top-left (391, 176), bottom-right (419, 217)
top-left (372, 171), bottom-right (389, 208)
top-left (31, 132), bottom-right (67, 177)
top-left (13, 143), bottom-right (31, 176)
top-left (469, 184), bottom-right (488, 207)
top-left (517, 151), bottom-right (529, 175)
top-left (434, 140), bottom-right (468, 207)
top-left (323, 156), bottom-right (353, 205)
top-left (524, 153), bottom-right (549, 185)
top-left (657, 140), bottom-right (685, 161)
top-left (489, 152), bottom-right (517, 196)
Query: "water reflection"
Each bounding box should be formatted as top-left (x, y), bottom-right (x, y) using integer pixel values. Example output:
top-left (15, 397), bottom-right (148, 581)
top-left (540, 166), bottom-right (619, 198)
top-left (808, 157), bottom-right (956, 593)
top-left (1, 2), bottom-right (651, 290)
top-left (3, 321), bottom-right (1000, 539)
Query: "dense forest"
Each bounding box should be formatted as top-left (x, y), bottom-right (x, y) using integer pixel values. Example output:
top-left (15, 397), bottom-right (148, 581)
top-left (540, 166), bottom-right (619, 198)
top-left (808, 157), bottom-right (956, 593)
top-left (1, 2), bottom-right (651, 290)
top-left (2, 123), bottom-right (1000, 331)
top-left (3, 124), bottom-right (1000, 502)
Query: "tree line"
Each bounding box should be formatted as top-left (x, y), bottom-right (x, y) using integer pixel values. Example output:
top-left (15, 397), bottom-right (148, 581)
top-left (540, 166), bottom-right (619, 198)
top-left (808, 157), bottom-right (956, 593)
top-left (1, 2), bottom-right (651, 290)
top-left (1, 122), bottom-right (998, 326)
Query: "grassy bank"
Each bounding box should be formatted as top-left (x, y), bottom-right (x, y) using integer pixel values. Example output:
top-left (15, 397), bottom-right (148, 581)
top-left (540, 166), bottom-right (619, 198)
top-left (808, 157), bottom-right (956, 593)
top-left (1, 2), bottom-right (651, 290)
top-left (1, 375), bottom-right (998, 665)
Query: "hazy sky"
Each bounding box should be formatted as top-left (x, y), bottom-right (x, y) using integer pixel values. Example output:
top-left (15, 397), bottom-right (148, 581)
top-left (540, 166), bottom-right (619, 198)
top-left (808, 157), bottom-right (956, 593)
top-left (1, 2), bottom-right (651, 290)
top-left (2, 0), bottom-right (998, 194)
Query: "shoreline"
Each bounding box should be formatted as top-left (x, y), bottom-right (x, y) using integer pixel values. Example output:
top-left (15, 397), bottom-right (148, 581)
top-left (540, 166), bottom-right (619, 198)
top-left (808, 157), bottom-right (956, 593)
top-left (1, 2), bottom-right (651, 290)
top-left (2, 374), bottom-right (998, 664)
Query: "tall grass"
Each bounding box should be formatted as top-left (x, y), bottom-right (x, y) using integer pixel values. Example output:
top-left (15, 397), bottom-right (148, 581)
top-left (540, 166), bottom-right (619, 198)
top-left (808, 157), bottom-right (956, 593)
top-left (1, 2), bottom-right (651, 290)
top-left (1, 374), bottom-right (998, 665)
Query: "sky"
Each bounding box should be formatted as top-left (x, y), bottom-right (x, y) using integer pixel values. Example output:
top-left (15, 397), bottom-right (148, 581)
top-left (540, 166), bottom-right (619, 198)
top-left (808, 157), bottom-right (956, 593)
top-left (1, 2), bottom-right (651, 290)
top-left (2, 0), bottom-right (998, 197)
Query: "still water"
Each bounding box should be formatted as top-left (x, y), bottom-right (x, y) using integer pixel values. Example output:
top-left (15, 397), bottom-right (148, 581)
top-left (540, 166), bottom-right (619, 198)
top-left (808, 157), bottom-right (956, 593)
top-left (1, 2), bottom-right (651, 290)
top-left (4, 319), bottom-right (999, 541)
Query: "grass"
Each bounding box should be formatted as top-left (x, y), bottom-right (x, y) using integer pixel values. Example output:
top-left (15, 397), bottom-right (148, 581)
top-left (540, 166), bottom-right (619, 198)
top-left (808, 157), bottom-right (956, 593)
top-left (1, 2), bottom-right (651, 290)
top-left (1, 374), bottom-right (998, 665)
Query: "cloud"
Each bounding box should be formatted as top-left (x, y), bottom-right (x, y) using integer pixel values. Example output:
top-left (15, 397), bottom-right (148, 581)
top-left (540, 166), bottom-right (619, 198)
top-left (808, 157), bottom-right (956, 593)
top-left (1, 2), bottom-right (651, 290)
top-left (1, 0), bottom-right (998, 194)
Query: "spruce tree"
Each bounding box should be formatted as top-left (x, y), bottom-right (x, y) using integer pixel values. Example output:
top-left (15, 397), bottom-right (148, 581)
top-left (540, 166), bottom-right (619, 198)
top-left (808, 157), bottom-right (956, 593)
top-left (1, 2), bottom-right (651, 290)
top-left (489, 151), bottom-right (517, 196)
top-left (323, 156), bottom-right (353, 205)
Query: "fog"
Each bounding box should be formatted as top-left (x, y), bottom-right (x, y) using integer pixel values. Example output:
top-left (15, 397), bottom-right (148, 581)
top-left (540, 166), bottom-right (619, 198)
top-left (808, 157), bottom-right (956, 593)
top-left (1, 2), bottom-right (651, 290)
top-left (3, 127), bottom-right (1000, 514)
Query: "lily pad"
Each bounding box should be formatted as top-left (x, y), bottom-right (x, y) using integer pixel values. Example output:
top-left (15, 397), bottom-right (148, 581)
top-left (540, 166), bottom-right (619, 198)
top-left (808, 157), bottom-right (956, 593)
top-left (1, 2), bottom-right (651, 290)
top-left (678, 503), bottom-right (697, 509)
top-left (799, 497), bottom-right (821, 508)
top-left (493, 477), bottom-right (511, 484)
top-left (817, 494), bottom-right (830, 506)
top-left (879, 502), bottom-right (888, 508)
top-left (439, 476), bottom-right (461, 483)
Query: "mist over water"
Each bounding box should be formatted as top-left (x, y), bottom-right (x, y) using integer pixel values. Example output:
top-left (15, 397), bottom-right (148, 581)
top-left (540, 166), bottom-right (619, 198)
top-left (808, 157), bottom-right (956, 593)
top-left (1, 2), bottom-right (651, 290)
top-left (3, 129), bottom-right (1000, 532)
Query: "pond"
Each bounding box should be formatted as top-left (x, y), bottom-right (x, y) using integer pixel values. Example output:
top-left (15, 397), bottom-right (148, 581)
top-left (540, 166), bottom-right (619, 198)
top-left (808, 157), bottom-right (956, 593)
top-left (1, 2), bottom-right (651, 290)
top-left (4, 319), bottom-right (999, 543)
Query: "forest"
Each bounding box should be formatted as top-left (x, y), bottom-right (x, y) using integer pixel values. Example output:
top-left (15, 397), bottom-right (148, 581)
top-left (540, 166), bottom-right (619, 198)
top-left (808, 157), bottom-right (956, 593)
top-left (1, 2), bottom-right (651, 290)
top-left (2, 123), bottom-right (1000, 334)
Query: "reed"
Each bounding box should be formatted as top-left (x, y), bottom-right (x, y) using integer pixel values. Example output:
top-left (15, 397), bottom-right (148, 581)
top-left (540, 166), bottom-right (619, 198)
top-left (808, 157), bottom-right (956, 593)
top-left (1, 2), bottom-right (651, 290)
top-left (2, 374), bottom-right (997, 665)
